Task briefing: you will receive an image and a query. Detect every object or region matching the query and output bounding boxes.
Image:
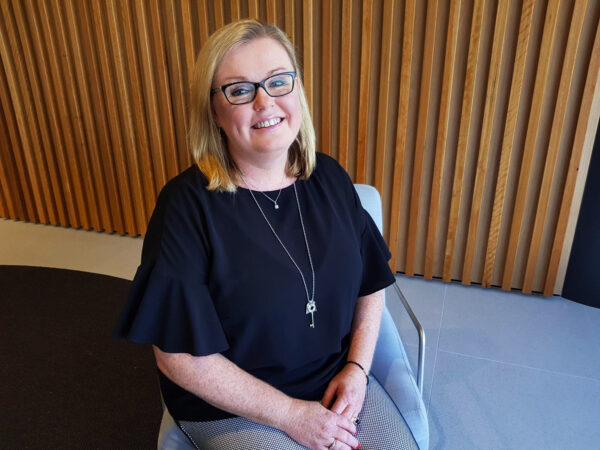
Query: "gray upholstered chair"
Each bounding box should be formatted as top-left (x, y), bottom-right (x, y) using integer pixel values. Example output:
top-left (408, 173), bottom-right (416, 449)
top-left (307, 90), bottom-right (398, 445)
top-left (355, 184), bottom-right (428, 449)
top-left (157, 184), bottom-right (429, 449)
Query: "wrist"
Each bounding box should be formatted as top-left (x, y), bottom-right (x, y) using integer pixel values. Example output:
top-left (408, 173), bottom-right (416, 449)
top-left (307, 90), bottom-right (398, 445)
top-left (346, 360), bottom-right (369, 385)
top-left (276, 396), bottom-right (299, 431)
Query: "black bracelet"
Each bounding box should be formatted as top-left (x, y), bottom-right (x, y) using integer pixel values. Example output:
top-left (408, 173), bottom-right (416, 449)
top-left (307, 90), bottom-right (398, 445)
top-left (346, 361), bottom-right (369, 385)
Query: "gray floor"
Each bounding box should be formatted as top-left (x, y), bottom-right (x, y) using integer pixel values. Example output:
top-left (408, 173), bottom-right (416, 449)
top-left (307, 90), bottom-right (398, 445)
top-left (2, 218), bottom-right (599, 449)
top-left (390, 275), bottom-right (600, 450)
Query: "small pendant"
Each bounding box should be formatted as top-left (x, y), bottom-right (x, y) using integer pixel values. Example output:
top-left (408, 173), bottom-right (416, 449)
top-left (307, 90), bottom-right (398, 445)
top-left (306, 299), bottom-right (316, 328)
top-left (274, 204), bottom-right (279, 209)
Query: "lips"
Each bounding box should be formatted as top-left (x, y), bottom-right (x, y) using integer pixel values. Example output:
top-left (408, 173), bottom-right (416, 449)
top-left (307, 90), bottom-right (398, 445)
top-left (252, 117), bottom-right (283, 129)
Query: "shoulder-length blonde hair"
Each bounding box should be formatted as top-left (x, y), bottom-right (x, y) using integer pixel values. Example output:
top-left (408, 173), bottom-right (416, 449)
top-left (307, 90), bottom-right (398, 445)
top-left (188, 20), bottom-right (316, 192)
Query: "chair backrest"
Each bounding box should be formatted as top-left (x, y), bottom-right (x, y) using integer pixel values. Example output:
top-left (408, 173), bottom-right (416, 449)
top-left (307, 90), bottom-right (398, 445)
top-left (354, 184), bottom-right (384, 234)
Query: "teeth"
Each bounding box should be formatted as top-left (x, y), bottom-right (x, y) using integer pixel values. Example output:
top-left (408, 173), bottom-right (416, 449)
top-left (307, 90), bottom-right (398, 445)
top-left (254, 118), bottom-right (282, 129)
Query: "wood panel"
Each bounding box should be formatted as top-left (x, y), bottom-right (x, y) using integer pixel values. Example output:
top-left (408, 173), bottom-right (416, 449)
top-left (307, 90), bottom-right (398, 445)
top-left (404, 0), bottom-right (438, 276)
top-left (483, 0), bottom-right (535, 287)
top-left (355, 0), bottom-right (374, 183)
top-left (461, 0), bottom-right (510, 284)
top-left (443, 0), bottom-right (485, 282)
top-left (388, 0), bottom-right (416, 272)
top-left (1, 0), bottom-right (598, 296)
top-left (424, 0), bottom-right (461, 279)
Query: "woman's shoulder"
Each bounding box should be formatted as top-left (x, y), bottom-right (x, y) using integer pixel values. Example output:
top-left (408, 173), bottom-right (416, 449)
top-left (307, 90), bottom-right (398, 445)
top-left (155, 164), bottom-right (209, 208)
top-left (313, 152), bottom-right (353, 183)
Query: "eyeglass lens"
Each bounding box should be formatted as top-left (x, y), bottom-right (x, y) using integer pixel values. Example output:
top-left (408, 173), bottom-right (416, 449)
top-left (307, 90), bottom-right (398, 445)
top-left (224, 73), bottom-right (294, 105)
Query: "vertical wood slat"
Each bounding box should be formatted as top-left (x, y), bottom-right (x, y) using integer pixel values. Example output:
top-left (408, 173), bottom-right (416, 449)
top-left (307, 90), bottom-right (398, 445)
top-left (63, 0), bottom-right (112, 232)
top-left (501, 0), bottom-right (561, 290)
top-left (50, 0), bottom-right (101, 230)
top-left (12, 0), bottom-right (65, 226)
top-left (355, 0), bottom-right (374, 184)
top-left (284, 0), bottom-right (294, 44)
top-left (388, 0), bottom-right (415, 271)
top-left (118, 0), bottom-right (156, 220)
top-left (148, 0), bottom-right (180, 180)
top-left (544, 15), bottom-right (600, 296)
top-left (0, 89), bottom-right (20, 218)
top-left (248, 0), bottom-right (259, 20)
top-left (18, 0), bottom-right (70, 228)
top-left (320, 0), bottom-right (333, 156)
top-left (197, 0), bottom-right (210, 46)
top-left (461, 0), bottom-right (510, 284)
top-left (214, 0), bottom-right (225, 29)
top-left (266, 0), bottom-right (277, 24)
top-left (302, 0), bottom-right (313, 115)
top-left (0, 58), bottom-right (34, 221)
top-left (0, 1), bottom-right (50, 224)
top-left (1, 0), bottom-right (599, 296)
top-left (181, 1), bottom-right (197, 94)
top-left (0, 110), bottom-right (14, 217)
top-left (424, 0), bottom-right (461, 279)
top-left (75, 0), bottom-right (126, 233)
top-left (230, 0), bottom-right (242, 22)
top-left (134, 0), bottom-right (168, 195)
top-left (404, 0), bottom-right (438, 276)
top-left (521, 0), bottom-right (587, 293)
top-left (91, 0), bottom-right (137, 235)
top-left (337, 0), bottom-right (353, 171)
top-left (163, 0), bottom-right (191, 172)
top-left (373, 0), bottom-right (395, 196)
top-left (443, 0), bottom-right (486, 282)
top-left (482, 0), bottom-right (535, 288)
top-left (106, 0), bottom-right (147, 232)
top-left (14, 0), bottom-right (68, 226)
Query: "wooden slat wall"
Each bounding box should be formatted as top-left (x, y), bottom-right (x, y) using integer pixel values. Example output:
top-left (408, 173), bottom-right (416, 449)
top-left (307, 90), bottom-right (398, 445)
top-left (1, 0), bottom-right (599, 296)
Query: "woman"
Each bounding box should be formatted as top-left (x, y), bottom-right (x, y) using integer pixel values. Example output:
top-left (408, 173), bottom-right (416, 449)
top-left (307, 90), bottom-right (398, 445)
top-left (115, 20), bottom-right (418, 450)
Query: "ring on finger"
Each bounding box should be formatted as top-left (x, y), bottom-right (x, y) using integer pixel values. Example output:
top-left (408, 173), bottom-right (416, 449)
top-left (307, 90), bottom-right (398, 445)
top-left (328, 438), bottom-right (336, 449)
top-left (352, 416), bottom-right (360, 425)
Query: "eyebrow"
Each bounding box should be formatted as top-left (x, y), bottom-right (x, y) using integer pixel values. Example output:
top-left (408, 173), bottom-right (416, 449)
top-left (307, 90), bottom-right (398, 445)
top-left (219, 67), bottom-right (290, 84)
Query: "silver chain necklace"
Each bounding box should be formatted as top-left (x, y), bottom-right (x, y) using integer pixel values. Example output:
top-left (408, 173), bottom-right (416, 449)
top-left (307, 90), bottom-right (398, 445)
top-left (241, 176), bottom-right (317, 328)
top-left (243, 172), bottom-right (285, 209)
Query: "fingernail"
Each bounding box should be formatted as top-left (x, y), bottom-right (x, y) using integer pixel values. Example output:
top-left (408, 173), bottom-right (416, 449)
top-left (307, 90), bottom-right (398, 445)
top-left (355, 444), bottom-right (361, 449)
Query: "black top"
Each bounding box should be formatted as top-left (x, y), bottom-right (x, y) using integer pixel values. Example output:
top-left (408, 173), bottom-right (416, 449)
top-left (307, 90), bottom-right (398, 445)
top-left (114, 153), bottom-right (395, 421)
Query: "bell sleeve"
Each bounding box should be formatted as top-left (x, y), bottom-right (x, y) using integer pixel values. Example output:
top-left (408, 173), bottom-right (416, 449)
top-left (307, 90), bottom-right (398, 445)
top-left (358, 211), bottom-right (396, 297)
top-left (114, 178), bottom-right (229, 356)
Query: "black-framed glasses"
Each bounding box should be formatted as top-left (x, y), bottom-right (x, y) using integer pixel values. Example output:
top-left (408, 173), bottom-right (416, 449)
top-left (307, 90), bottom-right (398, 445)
top-left (211, 72), bottom-right (296, 105)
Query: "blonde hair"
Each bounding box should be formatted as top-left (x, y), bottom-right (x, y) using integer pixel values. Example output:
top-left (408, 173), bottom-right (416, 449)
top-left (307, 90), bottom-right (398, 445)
top-left (188, 20), bottom-right (316, 192)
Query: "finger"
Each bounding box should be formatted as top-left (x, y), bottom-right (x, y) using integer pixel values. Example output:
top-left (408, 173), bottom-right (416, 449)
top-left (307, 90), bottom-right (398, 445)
top-left (335, 413), bottom-right (357, 435)
top-left (341, 404), bottom-right (354, 419)
top-left (330, 397), bottom-right (347, 415)
top-left (334, 428), bottom-right (360, 450)
top-left (321, 383), bottom-right (337, 409)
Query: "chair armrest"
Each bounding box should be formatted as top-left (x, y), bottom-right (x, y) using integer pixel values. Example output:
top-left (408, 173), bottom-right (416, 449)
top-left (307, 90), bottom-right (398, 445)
top-left (392, 281), bottom-right (425, 395)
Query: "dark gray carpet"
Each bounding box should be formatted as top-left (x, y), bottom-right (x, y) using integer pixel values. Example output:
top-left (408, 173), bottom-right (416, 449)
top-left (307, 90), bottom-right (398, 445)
top-left (0, 265), bottom-right (162, 449)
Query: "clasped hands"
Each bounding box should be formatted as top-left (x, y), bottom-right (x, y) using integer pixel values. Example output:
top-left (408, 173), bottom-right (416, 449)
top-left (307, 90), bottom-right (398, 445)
top-left (284, 364), bottom-right (367, 450)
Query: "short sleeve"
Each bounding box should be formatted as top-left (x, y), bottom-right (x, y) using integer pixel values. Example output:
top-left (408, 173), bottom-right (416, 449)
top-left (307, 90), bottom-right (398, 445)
top-left (114, 261), bottom-right (229, 355)
top-left (113, 174), bottom-right (229, 356)
top-left (358, 211), bottom-right (396, 297)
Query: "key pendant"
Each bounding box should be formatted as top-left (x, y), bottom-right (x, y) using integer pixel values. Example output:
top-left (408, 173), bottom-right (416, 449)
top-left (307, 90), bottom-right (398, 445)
top-left (305, 299), bottom-right (317, 328)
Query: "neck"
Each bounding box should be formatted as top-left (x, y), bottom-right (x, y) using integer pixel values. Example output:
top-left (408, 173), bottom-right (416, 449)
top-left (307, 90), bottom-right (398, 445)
top-left (233, 152), bottom-right (294, 191)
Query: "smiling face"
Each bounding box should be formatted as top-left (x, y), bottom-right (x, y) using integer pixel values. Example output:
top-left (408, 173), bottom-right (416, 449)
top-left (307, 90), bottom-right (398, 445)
top-left (211, 37), bottom-right (302, 166)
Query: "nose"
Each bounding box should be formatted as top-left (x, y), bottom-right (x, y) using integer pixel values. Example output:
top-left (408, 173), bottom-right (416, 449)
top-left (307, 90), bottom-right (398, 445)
top-left (253, 86), bottom-right (273, 111)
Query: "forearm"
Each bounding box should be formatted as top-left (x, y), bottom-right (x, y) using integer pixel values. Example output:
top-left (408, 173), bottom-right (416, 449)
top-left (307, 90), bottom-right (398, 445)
top-left (154, 347), bottom-right (293, 430)
top-left (347, 289), bottom-right (384, 373)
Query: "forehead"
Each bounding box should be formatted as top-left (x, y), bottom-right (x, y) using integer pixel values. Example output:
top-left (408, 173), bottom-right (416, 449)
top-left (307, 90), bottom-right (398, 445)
top-left (214, 37), bottom-right (294, 83)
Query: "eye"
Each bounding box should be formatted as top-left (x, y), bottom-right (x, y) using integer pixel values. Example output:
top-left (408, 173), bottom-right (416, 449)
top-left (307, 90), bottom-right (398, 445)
top-left (225, 82), bottom-right (254, 98)
top-left (229, 87), bottom-right (251, 97)
top-left (268, 77), bottom-right (289, 88)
